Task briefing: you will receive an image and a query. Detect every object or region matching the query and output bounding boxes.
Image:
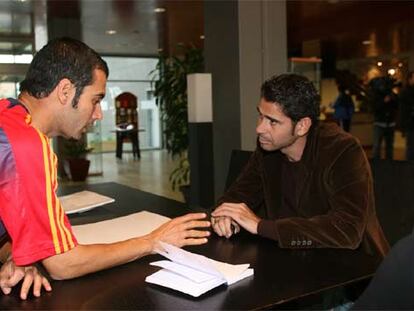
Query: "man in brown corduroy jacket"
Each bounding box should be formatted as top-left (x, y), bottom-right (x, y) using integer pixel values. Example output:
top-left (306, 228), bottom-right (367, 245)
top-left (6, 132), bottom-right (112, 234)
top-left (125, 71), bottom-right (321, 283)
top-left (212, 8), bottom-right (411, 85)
top-left (212, 74), bottom-right (389, 258)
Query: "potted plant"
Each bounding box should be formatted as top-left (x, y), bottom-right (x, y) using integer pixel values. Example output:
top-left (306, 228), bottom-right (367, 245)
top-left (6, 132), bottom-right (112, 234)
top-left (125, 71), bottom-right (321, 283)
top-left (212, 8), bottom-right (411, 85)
top-left (151, 45), bottom-right (204, 196)
top-left (63, 138), bottom-right (93, 182)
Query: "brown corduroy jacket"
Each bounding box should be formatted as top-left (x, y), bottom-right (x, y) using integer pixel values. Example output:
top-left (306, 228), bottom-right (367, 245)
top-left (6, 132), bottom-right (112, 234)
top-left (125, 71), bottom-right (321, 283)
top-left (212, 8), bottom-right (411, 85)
top-left (219, 123), bottom-right (390, 258)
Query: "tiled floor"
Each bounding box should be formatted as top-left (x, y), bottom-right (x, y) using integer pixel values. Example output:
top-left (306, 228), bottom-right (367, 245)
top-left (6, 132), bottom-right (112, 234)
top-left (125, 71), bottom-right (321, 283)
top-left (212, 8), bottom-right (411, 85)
top-left (61, 150), bottom-right (184, 202)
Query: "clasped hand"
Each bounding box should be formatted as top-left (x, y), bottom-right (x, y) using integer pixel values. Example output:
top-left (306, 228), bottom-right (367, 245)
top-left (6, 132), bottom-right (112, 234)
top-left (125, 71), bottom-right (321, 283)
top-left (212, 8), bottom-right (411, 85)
top-left (211, 202), bottom-right (261, 238)
top-left (0, 258), bottom-right (51, 300)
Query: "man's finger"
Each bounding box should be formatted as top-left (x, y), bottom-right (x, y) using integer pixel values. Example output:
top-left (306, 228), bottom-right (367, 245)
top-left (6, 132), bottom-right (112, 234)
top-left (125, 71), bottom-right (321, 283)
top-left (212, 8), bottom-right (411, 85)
top-left (231, 220), bottom-right (241, 234)
top-left (20, 268), bottom-right (34, 300)
top-left (223, 216), bottom-right (233, 238)
top-left (212, 205), bottom-right (242, 217)
top-left (182, 238), bottom-right (209, 246)
top-left (185, 229), bottom-right (210, 238)
top-left (217, 217), bottom-right (232, 238)
top-left (212, 221), bottom-right (224, 236)
top-left (42, 276), bottom-right (52, 292)
top-left (214, 217), bottom-right (226, 236)
top-left (211, 208), bottom-right (239, 221)
top-left (183, 220), bottom-right (211, 230)
top-left (32, 270), bottom-right (43, 297)
top-left (175, 213), bottom-right (208, 223)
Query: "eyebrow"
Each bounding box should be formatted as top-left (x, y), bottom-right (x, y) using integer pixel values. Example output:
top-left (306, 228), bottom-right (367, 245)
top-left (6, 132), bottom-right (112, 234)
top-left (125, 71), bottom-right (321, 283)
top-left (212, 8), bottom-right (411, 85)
top-left (256, 106), bottom-right (279, 123)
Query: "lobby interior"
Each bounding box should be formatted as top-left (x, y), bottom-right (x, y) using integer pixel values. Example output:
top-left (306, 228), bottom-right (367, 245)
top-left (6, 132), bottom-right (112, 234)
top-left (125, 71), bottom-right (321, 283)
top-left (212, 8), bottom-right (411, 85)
top-left (2, 1), bottom-right (414, 309)
top-left (1, 0), bottom-right (414, 203)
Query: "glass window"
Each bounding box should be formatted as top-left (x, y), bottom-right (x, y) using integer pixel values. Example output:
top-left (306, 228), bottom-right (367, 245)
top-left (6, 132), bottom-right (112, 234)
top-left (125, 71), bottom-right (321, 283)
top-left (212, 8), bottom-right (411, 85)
top-left (101, 57), bottom-right (160, 152)
top-left (0, 12), bottom-right (32, 35)
top-left (104, 57), bottom-right (157, 81)
top-left (0, 82), bottom-right (18, 98)
top-left (0, 53), bottom-right (32, 64)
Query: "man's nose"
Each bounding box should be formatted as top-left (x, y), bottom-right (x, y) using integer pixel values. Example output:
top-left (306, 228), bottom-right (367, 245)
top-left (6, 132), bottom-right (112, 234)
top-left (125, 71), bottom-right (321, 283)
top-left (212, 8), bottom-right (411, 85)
top-left (93, 104), bottom-right (103, 120)
top-left (256, 118), bottom-right (267, 134)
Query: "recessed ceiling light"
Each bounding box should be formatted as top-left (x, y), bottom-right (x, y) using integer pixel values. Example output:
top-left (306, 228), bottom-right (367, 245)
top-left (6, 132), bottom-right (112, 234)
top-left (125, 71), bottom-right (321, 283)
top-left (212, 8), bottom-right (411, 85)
top-left (388, 68), bottom-right (396, 76)
top-left (106, 30), bottom-right (117, 35)
top-left (154, 7), bottom-right (166, 13)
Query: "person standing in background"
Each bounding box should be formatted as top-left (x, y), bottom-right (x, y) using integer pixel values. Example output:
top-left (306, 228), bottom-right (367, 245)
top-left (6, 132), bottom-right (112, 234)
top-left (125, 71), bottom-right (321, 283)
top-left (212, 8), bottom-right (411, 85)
top-left (399, 71), bottom-right (414, 161)
top-left (332, 85), bottom-right (355, 132)
top-left (370, 77), bottom-right (399, 160)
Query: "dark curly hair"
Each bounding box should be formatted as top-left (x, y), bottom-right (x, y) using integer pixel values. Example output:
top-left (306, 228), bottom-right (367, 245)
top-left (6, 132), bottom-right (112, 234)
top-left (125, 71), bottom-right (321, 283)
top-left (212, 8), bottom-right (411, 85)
top-left (20, 37), bottom-right (108, 108)
top-left (261, 74), bottom-right (320, 125)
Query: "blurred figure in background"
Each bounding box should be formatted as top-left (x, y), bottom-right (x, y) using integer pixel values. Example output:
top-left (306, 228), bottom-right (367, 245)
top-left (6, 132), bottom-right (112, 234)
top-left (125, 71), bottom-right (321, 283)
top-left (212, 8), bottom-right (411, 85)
top-left (399, 71), bottom-right (414, 161)
top-left (369, 76), bottom-right (399, 160)
top-left (333, 85), bottom-right (355, 132)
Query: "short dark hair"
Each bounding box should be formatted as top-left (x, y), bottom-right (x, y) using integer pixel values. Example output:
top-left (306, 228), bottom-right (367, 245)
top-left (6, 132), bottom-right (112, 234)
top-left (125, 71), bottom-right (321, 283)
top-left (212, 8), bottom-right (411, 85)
top-left (260, 74), bottom-right (320, 125)
top-left (20, 37), bottom-right (109, 108)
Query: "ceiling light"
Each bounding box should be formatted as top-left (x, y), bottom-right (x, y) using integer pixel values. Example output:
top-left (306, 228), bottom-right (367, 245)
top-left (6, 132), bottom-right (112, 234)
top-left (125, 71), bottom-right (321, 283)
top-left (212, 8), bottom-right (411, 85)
top-left (106, 30), bottom-right (117, 35)
top-left (362, 40), bottom-right (371, 45)
top-left (377, 61), bottom-right (383, 67)
top-left (200, 35), bottom-right (205, 40)
top-left (154, 7), bottom-right (166, 13)
top-left (388, 68), bottom-right (396, 76)
top-left (398, 62), bottom-right (403, 67)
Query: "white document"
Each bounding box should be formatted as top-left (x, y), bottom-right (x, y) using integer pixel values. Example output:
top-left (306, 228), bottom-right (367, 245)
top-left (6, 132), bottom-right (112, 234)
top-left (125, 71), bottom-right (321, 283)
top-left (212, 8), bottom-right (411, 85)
top-left (145, 242), bottom-right (254, 297)
top-left (60, 191), bottom-right (115, 214)
top-left (72, 211), bottom-right (170, 244)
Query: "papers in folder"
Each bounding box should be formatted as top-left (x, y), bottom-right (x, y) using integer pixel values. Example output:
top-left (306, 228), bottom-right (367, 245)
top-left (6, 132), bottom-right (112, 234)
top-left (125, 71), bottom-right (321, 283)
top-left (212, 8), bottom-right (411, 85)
top-left (60, 191), bottom-right (115, 215)
top-left (145, 242), bottom-right (254, 297)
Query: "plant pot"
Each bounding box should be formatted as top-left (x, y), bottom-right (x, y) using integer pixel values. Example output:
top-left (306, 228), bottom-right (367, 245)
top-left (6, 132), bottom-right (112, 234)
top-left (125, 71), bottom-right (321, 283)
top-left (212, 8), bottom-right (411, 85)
top-left (67, 158), bottom-right (90, 182)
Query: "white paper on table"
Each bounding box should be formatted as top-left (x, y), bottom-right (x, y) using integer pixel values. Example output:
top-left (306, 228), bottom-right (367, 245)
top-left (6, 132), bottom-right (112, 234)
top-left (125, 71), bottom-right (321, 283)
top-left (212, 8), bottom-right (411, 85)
top-left (145, 242), bottom-right (254, 297)
top-left (60, 191), bottom-right (115, 214)
top-left (72, 211), bottom-right (170, 244)
top-left (146, 269), bottom-right (226, 298)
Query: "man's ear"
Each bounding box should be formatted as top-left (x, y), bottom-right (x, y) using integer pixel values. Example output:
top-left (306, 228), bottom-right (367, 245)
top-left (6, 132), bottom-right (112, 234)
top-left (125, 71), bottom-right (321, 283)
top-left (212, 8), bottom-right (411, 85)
top-left (56, 78), bottom-right (74, 105)
top-left (294, 117), bottom-right (312, 137)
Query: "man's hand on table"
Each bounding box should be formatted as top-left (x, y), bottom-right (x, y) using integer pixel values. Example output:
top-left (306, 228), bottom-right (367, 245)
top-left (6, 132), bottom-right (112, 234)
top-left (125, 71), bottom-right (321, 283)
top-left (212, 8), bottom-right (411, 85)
top-left (0, 258), bottom-right (51, 300)
top-left (149, 213), bottom-right (211, 252)
top-left (210, 216), bottom-right (240, 238)
top-left (212, 203), bottom-right (261, 237)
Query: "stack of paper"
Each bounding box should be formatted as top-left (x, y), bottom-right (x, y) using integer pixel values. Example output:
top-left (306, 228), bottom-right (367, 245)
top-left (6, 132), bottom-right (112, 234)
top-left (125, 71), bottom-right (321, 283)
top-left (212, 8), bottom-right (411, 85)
top-left (59, 191), bottom-right (115, 214)
top-left (146, 242), bottom-right (254, 297)
top-left (72, 211), bottom-right (170, 244)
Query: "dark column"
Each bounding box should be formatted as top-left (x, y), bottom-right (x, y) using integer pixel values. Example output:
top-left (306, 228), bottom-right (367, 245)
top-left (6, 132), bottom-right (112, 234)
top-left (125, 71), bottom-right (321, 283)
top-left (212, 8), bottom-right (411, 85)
top-left (204, 0), bottom-right (287, 198)
top-left (187, 74), bottom-right (214, 208)
top-left (204, 1), bottom-right (241, 199)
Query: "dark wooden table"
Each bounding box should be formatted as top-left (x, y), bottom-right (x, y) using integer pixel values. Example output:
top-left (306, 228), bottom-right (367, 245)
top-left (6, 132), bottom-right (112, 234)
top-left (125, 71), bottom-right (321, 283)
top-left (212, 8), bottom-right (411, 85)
top-left (1, 182), bottom-right (381, 309)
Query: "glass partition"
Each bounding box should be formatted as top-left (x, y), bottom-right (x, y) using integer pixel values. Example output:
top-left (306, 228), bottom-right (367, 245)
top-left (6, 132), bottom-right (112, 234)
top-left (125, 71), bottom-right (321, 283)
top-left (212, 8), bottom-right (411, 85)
top-left (100, 56), bottom-right (160, 152)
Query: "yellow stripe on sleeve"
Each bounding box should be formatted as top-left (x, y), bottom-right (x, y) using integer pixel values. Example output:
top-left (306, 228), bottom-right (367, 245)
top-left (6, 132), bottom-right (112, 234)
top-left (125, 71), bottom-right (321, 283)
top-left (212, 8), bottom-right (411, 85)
top-left (49, 143), bottom-right (75, 250)
top-left (35, 129), bottom-right (61, 254)
top-left (54, 198), bottom-right (69, 252)
top-left (59, 200), bottom-right (76, 249)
